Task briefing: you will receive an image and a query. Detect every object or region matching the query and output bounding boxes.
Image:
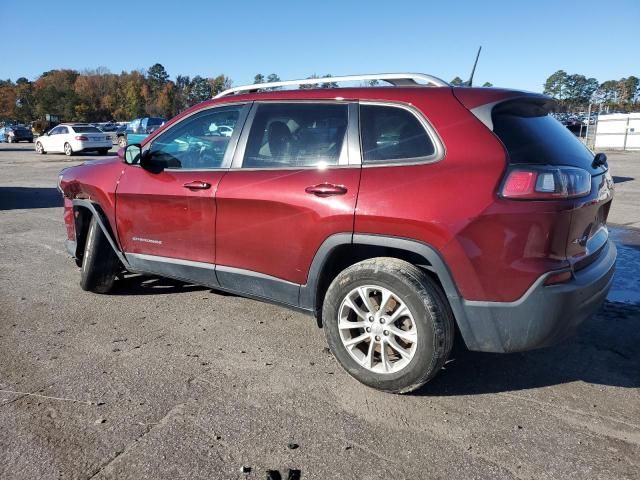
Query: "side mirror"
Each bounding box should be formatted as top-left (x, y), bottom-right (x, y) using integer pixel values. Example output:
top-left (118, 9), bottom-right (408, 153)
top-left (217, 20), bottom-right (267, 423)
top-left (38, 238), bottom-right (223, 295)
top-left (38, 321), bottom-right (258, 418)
top-left (139, 148), bottom-right (168, 174)
top-left (123, 144), bottom-right (142, 165)
top-left (592, 152), bottom-right (607, 169)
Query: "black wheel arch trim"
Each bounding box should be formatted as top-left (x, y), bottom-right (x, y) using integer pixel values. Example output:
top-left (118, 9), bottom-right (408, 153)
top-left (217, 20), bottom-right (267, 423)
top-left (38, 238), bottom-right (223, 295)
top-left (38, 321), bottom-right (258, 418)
top-left (300, 233), bottom-right (480, 349)
top-left (71, 199), bottom-right (130, 268)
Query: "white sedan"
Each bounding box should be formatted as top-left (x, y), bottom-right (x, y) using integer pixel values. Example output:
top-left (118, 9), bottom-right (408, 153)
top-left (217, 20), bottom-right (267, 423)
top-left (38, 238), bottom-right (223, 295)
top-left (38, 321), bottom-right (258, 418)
top-left (35, 124), bottom-right (112, 156)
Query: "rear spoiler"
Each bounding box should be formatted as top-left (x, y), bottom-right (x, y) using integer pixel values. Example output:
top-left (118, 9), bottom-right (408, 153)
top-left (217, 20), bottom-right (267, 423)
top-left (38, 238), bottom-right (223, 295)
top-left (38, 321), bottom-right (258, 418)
top-left (452, 87), bottom-right (556, 131)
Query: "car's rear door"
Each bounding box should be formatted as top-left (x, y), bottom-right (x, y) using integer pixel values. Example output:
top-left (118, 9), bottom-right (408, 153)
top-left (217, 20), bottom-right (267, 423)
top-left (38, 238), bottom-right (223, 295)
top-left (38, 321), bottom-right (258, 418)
top-left (214, 101), bottom-right (361, 305)
top-left (115, 103), bottom-right (250, 285)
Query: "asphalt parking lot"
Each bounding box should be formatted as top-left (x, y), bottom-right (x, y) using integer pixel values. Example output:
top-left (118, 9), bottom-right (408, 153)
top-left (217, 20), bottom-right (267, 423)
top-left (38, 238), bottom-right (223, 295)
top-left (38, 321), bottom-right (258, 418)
top-left (1, 142), bottom-right (639, 479)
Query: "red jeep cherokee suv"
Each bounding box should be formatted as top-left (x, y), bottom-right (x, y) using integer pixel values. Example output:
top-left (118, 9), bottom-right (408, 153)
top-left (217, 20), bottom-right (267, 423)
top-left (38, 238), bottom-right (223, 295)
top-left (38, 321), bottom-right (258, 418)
top-left (58, 73), bottom-right (616, 393)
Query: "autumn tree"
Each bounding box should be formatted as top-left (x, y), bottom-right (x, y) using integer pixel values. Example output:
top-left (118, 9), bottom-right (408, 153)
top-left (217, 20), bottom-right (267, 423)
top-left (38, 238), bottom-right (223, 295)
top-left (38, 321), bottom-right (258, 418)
top-left (0, 80), bottom-right (17, 120)
top-left (154, 82), bottom-right (176, 117)
top-left (33, 69), bottom-right (79, 121)
top-left (209, 75), bottom-right (232, 96)
top-left (189, 76), bottom-right (212, 104)
top-left (14, 78), bottom-right (34, 123)
top-left (147, 63), bottom-right (169, 93)
top-left (618, 76), bottom-right (639, 106)
top-left (173, 75), bottom-right (191, 112)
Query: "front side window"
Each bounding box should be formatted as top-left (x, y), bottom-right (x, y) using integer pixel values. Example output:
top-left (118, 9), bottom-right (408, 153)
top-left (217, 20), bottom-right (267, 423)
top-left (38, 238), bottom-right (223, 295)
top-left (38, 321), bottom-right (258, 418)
top-left (49, 126), bottom-right (63, 135)
top-left (360, 104), bottom-right (435, 163)
top-left (147, 106), bottom-right (243, 169)
top-left (243, 103), bottom-right (348, 168)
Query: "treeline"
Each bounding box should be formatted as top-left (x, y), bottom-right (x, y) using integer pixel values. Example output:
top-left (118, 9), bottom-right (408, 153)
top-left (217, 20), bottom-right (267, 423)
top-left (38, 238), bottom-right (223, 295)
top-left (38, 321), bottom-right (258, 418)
top-left (0, 66), bottom-right (347, 124)
top-left (3, 65), bottom-right (638, 124)
top-left (543, 70), bottom-right (639, 111)
top-left (0, 64), bottom-right (232, 123)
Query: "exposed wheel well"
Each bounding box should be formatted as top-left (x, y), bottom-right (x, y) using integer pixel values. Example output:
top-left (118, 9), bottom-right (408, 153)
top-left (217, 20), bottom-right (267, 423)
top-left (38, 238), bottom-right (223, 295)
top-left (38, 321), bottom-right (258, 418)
top-left (313, 243), bottom-right (445, 327)
top-left (73, 205), bottom-right (93, 262)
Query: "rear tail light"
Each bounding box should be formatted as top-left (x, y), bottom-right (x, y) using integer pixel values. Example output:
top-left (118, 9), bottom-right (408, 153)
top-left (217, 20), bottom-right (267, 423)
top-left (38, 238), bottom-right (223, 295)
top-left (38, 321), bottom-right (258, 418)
top-left (500, 166), bottom-right (591, 200)
top-left (75, 135), bottom-right (88, 141)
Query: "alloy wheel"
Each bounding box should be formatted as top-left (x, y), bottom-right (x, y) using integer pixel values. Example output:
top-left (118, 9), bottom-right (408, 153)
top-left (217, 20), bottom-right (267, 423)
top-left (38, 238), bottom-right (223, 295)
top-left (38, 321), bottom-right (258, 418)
top-left (338, 285), bottom-right (418, 374)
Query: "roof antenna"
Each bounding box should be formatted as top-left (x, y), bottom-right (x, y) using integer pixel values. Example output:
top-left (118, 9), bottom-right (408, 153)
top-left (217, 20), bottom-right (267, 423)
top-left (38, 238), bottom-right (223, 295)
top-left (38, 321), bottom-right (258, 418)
top-left (465, 46), bottom-right (482, 87)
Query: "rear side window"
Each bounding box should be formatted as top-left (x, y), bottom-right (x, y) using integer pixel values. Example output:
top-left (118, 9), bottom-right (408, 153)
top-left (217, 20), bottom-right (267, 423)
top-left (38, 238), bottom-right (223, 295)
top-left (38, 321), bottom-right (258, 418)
top-left (360, 104), bottom-right (435, 163)
top-left (243, 103), bottom-right (348, 168)
top-left (492, 102), bottom-right (597, 172)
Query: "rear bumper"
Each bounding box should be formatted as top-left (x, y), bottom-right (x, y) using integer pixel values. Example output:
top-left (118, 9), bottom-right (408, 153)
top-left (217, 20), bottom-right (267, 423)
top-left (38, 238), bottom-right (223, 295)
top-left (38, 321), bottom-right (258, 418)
top-left (74, 140), bottom-right (112, 151)
top-left (457, 239), bottom-right (617, 353)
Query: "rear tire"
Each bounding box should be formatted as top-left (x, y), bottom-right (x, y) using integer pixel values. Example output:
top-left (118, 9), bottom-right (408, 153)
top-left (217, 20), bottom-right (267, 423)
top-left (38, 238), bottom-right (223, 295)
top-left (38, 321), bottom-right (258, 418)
top-left (322, 258), bottom-right (454, 394)
top-left (64, 142), bottom-right (74, 156)
top-left (80, 216), bottom-right (120, 293)
top-left (98, 148), bottom-right (109, 155)
top-left (117, 136), bottom-right (127, 148)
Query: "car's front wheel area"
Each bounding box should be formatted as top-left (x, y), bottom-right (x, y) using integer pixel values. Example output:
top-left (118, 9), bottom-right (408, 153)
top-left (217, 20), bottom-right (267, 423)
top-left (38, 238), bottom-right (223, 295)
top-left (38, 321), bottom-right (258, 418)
top-left (322, 258), bottom-right (454, 394)
top-left (79, 216), bottom-right (120, 293)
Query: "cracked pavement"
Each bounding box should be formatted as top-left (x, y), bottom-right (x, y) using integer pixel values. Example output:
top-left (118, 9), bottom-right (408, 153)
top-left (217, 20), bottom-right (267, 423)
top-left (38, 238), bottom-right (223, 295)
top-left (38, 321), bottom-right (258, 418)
top-left (1, 143), bottom-right (639, 479)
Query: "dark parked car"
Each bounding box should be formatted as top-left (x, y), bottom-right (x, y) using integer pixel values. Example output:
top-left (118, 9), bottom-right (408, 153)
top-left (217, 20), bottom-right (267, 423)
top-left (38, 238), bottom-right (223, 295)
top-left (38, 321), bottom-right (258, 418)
top-left (58, 73), bottom-right (616, 393)
top-left (94, 122), bottom-right (126, 145)
top-left (1, 125), bottom-right (33, 143)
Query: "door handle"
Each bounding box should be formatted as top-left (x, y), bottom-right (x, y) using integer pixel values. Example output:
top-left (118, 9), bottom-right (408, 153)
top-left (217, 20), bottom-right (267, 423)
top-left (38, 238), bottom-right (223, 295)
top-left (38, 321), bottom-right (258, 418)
top-left (183, 181), bottom-right (211, 190)
top-left (305, 183), bottom-right (348, 197)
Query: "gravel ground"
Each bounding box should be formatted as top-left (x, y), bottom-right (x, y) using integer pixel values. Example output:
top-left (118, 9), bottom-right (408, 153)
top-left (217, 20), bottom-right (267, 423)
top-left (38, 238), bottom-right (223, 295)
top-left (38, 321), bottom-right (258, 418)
top-left (1, 142), bottom-right (639, 480)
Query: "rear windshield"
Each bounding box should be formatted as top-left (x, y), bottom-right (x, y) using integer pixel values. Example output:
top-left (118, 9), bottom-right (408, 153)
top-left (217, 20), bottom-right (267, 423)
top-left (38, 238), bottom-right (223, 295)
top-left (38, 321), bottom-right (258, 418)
top-left (73, 126), bottom-right (101, 133)
top-left (492, 102), bottom-right (599, 173)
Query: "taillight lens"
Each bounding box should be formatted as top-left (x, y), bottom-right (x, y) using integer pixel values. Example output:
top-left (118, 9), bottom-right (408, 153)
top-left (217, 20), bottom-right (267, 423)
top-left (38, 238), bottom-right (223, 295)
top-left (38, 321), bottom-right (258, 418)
top-left (75, 135), bottom-right (88, 141)
top-left (501, 166), bottom-right (591, 200)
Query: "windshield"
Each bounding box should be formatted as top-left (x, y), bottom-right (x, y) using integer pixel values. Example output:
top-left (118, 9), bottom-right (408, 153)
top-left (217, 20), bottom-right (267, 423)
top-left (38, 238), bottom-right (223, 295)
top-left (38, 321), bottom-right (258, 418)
top-left (492, 102), bottom-right (600, 174)
top-left (73, 126), bottom-right (102, 133)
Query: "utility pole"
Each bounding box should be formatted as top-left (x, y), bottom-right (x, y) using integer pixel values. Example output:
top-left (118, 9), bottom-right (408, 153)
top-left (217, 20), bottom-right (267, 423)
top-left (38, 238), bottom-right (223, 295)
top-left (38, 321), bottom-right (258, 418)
top-left (585, 103), bottom-right (592, 147)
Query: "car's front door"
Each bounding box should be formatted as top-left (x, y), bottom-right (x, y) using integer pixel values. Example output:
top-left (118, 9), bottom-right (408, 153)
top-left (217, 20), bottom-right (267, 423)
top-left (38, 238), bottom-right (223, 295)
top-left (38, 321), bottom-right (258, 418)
top-left (214, 101), bottom-right (361, 305)
top-left (115, 103), bottom-right (250, 285)
top-left (44, 126), bottom-right (64, 152)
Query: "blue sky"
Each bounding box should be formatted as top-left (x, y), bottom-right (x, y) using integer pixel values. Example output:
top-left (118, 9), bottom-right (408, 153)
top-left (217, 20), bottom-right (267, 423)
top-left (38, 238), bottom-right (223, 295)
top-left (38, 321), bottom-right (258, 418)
top-left (1, 0), bottom-right (638, 92)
